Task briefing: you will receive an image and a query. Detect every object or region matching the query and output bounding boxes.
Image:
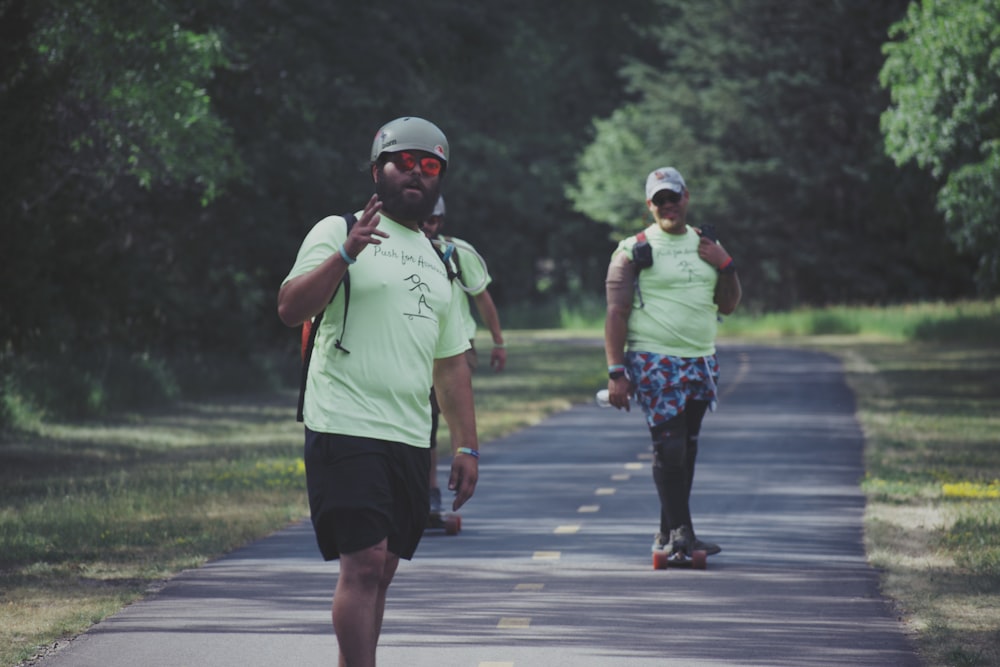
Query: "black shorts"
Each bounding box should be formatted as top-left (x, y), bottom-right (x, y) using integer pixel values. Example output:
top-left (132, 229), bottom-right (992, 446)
top-left (304, 428), bottom-right (430, 561)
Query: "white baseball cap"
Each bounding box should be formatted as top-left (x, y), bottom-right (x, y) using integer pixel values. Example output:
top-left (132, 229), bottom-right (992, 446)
top-left (645, 167), bottom-right (686, 201)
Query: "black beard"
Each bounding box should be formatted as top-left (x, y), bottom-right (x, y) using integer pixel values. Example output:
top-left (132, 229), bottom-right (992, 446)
top-left (374, 170), bottom-right (441, 223)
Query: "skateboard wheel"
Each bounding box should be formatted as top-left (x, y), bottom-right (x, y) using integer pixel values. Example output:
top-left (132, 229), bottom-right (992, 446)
top-left (444, 515), bottom-right (461, 536)
top-left (652, 551), bottom-right (668, 570)
top-left (692, 550), bottom-right (707, 570)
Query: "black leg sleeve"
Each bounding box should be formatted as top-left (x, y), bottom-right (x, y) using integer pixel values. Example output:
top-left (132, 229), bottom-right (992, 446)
top-left (651, 415), bottom-right (691, 533)
top-left (683, 400), bottom-right (710, 498)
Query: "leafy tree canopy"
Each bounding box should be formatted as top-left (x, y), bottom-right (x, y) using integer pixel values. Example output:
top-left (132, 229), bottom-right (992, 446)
top-left (880, 0), bottom-right (1000, 291)
top-left (25, 0), bottom-right (241, 198)
top-left (570, 0), bottom-right (975, 308)
top-left (0, 0), bottom-right (984, 421)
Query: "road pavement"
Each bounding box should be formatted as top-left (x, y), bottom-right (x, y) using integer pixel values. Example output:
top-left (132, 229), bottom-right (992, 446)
top-left (32, 345), bottom-right (920, 666)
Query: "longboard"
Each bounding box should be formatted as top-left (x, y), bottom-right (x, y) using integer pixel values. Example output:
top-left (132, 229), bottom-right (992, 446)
top-left (653, 549), bottom-right (708, 570)
top-left (426, 512), bottom-right (461, 536)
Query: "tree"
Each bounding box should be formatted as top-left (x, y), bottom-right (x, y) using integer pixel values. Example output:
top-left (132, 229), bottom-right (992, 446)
top-left (0, 0), bottom-right (245, 417)
top-left (569, 0), bottom-right (976, 309)
top-left (1, 0), bottom-right (661, 419)
top-left (880, 0), bottom-right (1000, 293)
top-left (1, 0), bottom-right (983, 421)
top-left (0, 0), bottom-right (241, 354)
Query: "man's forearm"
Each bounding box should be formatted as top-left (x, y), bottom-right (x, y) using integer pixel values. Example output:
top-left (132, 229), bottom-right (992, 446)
top-left (605, 308), bottom-right (630, 366)
top-left (473, 291), bottom-right (504, 346)
top-left (715, 272), bottom-right (742, 315)
top-left (277, 254), bottom-right (350, 327)
top-left (433, 355), bottom-right (479, 450)
top-left (604, 254), bottom-right (634, 365)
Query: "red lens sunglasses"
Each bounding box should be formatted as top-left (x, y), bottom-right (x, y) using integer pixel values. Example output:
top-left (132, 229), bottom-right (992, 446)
top-left (386, 151), bottom-right (443, 177)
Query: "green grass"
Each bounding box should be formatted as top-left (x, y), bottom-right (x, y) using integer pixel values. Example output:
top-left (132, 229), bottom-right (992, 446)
top-left (845, 341), bottom-right (1000, 667)
top-left (1, 299), bottom-right (998, 666)
top-left (0, 393), bottom-right (313, 666)
top-left (720, 298), bottom-right (1000, 344)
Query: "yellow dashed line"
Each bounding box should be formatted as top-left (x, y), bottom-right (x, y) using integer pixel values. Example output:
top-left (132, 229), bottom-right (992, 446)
top-left (637, 452), bottom-right (653, 461)
top-left (625, 462), bottom-right (643, 470)
top-left (532, 551), bottom-right (561, 560)
top-left (578, 504), bottom-right (600, 513)
top-left (611, 473), bottom-right (630, 481)
top-left (595, 487), bottom-right (616, 496)
top-left (514, 583), bottom-right (545, 591)
top-left (554, 524), bottom-right (580, 534)
top-left (497, 617), bottom-right (532, 629)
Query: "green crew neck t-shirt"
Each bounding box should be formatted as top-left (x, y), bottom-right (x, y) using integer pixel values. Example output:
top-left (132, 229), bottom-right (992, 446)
top-left (615, 225), bottom-right (719, 358)
top-left (446, 236), bottom-right (491, 341)
top-left (283, 212), bottom-right (469, 447)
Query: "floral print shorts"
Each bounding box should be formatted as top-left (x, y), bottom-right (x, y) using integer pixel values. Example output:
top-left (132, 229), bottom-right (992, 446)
top-left (625, 351), bottom-right (720, 429)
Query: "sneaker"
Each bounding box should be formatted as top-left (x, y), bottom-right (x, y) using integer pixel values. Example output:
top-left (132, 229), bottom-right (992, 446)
top-left (668, 525), bottom-right (695, 557)
top-left (693, 537), bottom-right (722, 556)
top-left (429, 487), bottom-right (442, 515)
top-left (651, 532), bottom-right (669, 553)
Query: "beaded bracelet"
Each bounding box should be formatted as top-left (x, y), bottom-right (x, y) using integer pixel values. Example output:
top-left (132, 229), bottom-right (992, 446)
top-left (456, 447), bottom-right (479, 459)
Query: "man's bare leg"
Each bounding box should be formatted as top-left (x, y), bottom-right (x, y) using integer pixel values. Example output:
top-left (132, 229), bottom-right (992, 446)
top-left (332, 539), bottom-right (400, 667)
top-left (373, 551), bottom-right (400, 641)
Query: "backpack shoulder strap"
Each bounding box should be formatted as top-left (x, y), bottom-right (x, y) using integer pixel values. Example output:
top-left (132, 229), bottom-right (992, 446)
top-left (331, 214), bottom-right (358, 354)
top-left (296, 212), bottom-right (357, 423)
top-left (428, 236), bottom-right (460, 282)
top-left (631, 230), bottom-right (651, 309)
top-left (442, 236), bottom-right (463, 281)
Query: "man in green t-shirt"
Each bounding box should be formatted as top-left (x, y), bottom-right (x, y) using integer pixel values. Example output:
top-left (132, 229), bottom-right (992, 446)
top-left (603, 166), bottom-right (742, 560)
top-left (420, 195), bottom-right (506, 518)
top-left (277, 117), bottom-right (479, 667)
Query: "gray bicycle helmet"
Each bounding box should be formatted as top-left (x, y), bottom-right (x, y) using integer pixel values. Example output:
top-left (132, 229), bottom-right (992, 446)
top-left (370, 117), bottom-right (449, 164)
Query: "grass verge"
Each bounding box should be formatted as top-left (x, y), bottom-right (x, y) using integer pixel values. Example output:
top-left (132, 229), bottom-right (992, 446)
top-left (837, 341), bottom-right (1000, 667)
top-left (0, 392), bottom-right (311, 666)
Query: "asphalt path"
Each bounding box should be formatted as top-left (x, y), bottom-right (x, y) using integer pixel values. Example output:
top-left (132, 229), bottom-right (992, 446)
top-left (33, 345), bottom-right (920, 667)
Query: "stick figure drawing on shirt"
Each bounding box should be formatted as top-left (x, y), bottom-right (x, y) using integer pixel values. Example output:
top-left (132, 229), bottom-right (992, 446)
top-left (404, 273), bottom-right (434, 320)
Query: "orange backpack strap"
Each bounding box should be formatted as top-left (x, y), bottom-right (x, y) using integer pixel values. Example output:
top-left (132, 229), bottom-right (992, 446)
top-left (297, 212), bottom-right (357, 423)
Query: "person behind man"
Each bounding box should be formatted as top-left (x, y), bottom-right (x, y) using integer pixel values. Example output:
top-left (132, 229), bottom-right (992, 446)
top-left (419, 195), bottom-right (505, 517)
top-left (603, 166), bottom-right (741, 558)
top-left (277, 116), bottom-right (479, 667)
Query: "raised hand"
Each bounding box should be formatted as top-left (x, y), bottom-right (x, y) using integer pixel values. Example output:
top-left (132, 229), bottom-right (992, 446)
top-left (343, 194), bottom-right (389, 259)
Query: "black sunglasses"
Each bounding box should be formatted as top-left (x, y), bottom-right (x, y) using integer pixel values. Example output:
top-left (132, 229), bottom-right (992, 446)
top-left (651, 190), bottom-right (683, 207)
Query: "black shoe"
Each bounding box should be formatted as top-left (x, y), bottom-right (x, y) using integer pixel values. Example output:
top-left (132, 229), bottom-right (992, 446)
top-left (668, 525), bottom-right (695, 557)
top-left (693, 536), bottom-right (722, 556)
